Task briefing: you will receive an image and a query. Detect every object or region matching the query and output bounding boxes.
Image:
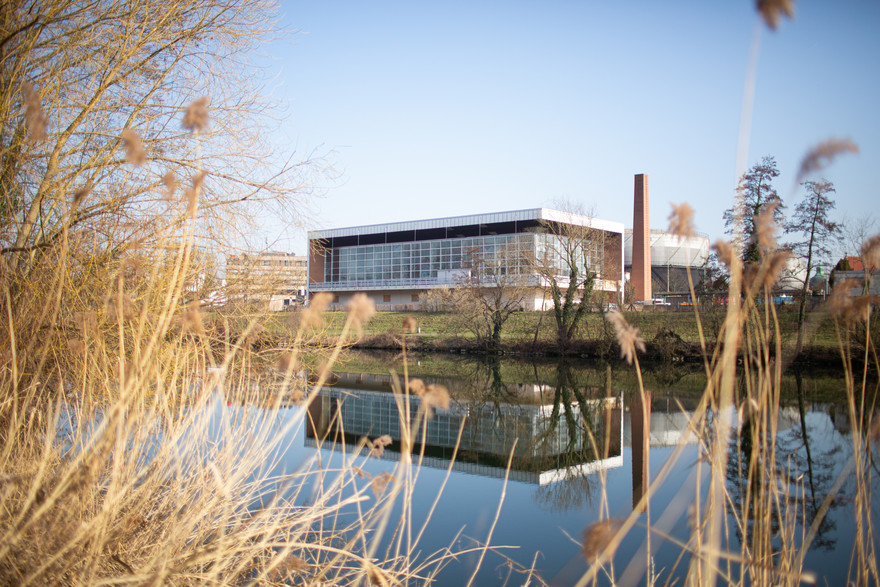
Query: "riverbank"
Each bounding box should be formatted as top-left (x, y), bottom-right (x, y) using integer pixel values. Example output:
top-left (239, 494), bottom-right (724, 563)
top-left (267, 308), bottom-right (848, 366)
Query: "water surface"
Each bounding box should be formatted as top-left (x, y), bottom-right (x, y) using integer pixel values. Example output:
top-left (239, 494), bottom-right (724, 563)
top-left (249, 352), bottom-right (878, 585)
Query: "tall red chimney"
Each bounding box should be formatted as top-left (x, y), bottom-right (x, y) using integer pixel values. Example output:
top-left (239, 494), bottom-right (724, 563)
top-left (632, 174), bottom-right (652, 302)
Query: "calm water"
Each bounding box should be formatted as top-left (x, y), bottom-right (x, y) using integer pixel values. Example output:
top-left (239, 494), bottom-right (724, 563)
top-left (240, 353), bottom-right (878, 585)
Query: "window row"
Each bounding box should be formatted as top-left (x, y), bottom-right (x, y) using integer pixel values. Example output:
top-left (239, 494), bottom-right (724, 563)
top-left (322, 233), bottom-right (605, 284)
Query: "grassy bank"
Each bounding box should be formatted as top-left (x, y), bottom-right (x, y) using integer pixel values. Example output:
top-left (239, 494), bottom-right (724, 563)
top-left (268, 307), bottom-right (845, 363)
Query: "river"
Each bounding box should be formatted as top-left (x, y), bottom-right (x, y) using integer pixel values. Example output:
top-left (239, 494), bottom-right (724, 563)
top-left (238, 350), bottom-right (878, 585)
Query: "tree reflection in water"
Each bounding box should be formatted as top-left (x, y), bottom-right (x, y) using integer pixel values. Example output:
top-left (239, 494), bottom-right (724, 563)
top-left (726, 368), bottom-right (851, 553)
top-left (532, 362), bottom-right (591, 512)
top-left (308, 350), bottom-right (875, 584)
top-left (421, 357), bottom-right (624, 512)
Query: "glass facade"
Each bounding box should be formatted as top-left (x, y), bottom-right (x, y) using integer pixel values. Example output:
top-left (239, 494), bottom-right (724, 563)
top-left (321, 232), bottom-right (602, 289)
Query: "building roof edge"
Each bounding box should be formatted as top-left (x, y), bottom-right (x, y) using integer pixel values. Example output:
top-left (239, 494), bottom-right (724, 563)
top-left (308, 208), bottom-right (624, 239)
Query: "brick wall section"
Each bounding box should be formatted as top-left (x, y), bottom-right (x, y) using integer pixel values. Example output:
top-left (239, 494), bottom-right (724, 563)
top-left (603, 230), bottom-right (622, 282)
top-left (308, 239), bottom-right (326, 294)
top-left (632, 174), bottom-right (652, 302)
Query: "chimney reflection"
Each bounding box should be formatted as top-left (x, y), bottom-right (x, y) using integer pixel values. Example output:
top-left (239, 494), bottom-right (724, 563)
top-left (631, 390), bottom-right (651, 511)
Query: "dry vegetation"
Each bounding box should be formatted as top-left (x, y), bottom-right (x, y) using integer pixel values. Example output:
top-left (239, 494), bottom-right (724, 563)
top-left (2, 1), bottom-right (879, 586)
top-left (573, 201), bottom-right (880, 585)
top-left (1, 1), bottom-right (475, 583)
top-left (0, 252), bottom-right (487, 583)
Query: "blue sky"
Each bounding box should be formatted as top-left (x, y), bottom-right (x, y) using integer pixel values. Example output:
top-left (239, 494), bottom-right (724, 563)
top-left (260, 0), bottom-right (879, 260)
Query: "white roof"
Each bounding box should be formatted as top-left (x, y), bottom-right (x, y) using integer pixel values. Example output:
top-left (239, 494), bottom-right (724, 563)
top-left (308, 208), bottom-right (624, 240)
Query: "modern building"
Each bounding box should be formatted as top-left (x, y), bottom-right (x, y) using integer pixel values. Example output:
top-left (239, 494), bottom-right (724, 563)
top-left (624, 229), bottom-right (710, 295)
top-left (226, 251), bottom-right (307, 311)
top-left (307, 208), bottom-right (624, 311)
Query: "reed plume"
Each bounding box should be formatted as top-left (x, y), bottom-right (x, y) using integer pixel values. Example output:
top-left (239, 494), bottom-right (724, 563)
top-left (182, 97), bottom-right (210, 133)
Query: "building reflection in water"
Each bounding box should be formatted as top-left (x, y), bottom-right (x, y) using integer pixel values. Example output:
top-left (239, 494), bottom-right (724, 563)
top-left (303, 371), bottom-right (722, 513)
top-left (306, 373), bottom-right (623, 485)
top-left (299, 362), bottom-right (862, 561)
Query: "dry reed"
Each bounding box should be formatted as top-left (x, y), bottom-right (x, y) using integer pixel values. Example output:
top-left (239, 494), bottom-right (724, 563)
top-left (577, 213), bottom-right (878, 587)
top-left (0, 191), bottom-right (474, 587)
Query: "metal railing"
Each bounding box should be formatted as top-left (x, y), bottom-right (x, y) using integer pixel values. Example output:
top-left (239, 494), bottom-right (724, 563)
top-left (310, 277), bottom-right (445, 291)
top-left (310, 275), bottom-right (618, 292)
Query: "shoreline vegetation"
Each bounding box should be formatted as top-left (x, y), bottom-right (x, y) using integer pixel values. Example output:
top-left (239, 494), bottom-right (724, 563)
top-left (265, 308), bottom-right (854, 366)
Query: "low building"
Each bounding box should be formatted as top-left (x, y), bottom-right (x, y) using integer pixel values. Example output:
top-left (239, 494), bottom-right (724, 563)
top-left (831, 255), bottom-right (880, 296)
top-left (226, 251), bottom-right (307, 311)
top-left (308, 208), bottom-right (624, 311)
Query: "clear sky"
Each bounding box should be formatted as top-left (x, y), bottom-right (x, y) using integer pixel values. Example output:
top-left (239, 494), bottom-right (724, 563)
top-left (260, 0), bottom-right (879, 260)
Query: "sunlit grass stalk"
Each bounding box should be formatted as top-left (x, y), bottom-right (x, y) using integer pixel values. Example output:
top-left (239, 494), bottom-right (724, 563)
top-left (700, 252), bottom-right (742, 586)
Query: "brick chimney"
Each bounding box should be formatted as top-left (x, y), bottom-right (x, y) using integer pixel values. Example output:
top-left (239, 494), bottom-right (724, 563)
top-left (632, 174), bottom-right (652, 302)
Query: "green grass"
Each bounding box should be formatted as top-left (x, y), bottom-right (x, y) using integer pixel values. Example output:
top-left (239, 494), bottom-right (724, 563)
top-left (271, 306), bottom-right (842, 351)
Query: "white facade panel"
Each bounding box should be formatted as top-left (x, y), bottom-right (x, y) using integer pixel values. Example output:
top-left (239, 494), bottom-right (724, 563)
top-left (624, 229), bottom-right (709, 268)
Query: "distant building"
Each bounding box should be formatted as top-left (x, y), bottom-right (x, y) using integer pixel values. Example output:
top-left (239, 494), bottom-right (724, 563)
top-left (809, 266), bottom-right (828, 294)
top-left (226, 252), bottom-right (307, 311)
top-left (308, 208), bottom-right (624, 310)
top-left (776, 255), bottom-right (808, 292)
top-left (624, 229), bottom-right (710, 295)
top-left (831, 255), bottom-right (880, 296)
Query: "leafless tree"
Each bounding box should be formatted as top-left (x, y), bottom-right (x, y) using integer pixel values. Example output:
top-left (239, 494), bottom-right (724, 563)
top-left (528, 203), bottom-right (605, 352)
top-left (785, 179), bottom-right (840, 354)
top-left (420, 286), bottom-right (456, 312)
top-left (837, 215), bottom-right (876, 269)
top-left (724, 156), bottom-right (784, 264)
top-left (455, 242), bottom-right (529, 351)
top-left (1, 0), bottom-right (316, 276)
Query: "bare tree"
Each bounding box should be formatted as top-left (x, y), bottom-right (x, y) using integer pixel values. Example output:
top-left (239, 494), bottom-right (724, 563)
top-left (836, 215), bottom-right (877, 270)
top-left (1, 0), bottom-right (314, 274)
top-left (529, 203), bottom-right (605, 353)
top-left (785, 179), bottom-right (840, 354)
top-left (724, 156), bottom-right (784, 264)
top-left (419, 286), bottom-right (456, 312)
top-left (622, 279), bottom-right (636, 310)
top-left (456, 242), bottom-right (529, 352)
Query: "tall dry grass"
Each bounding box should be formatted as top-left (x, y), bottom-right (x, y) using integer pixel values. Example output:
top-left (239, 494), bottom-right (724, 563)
top-left (0, 169), bottom-right (481, 585)
top-left (2, 174), bottom-right (876, 587)
top-left (574, 5), bottom-right (877, 583)
top-left (4, 4), bottom-right (878, 586)
top-left (3, 71), bottom-right (511, 582)
top-left (575, 203), bottom-right (879, 587)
